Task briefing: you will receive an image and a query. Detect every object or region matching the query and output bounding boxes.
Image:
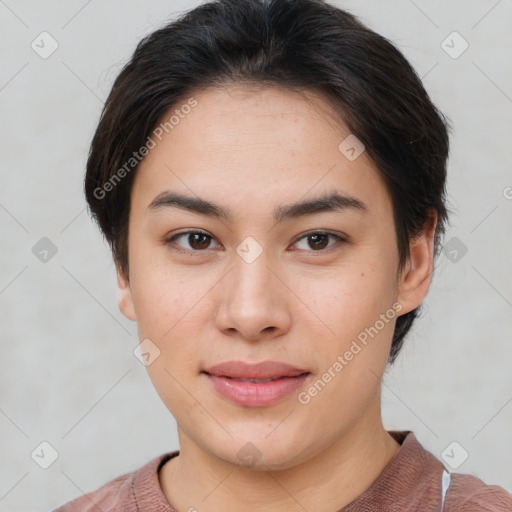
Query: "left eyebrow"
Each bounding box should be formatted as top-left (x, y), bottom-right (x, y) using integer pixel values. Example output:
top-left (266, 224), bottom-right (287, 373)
top-left (147, 190), bottom-right (369, 222)
top-left (274, 191), bottom-right (368, 222)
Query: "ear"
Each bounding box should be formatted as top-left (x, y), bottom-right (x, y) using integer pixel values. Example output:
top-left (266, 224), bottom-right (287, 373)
top-left (116, 265), bottom-right (137, 321)
top-left (396, 211), bottom-right (437, 315)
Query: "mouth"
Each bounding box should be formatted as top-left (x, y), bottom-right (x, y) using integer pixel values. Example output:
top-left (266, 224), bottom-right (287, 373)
top-left (201, 364), bottom-right (311, 407)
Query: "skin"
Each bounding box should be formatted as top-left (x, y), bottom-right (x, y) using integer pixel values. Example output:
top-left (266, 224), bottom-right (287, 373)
top-left (117, 84), bottom-right (436, 512)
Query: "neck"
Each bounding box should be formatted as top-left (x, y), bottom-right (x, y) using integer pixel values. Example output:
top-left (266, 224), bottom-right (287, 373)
top-left (159, 406), bottom-right (400, 512)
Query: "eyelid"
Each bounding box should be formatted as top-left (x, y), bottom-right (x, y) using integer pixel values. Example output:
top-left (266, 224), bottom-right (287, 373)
top-left (291, 229), bottom-right (346, 244)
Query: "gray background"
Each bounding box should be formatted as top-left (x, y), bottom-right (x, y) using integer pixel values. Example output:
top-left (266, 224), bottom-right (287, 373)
top-left (1, 0), bottom-right (511, 510)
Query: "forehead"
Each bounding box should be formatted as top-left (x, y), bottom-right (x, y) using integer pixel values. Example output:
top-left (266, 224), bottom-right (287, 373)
top-left (170, 84), bottom-right (349, 152)
top-left (131, 85), bottom-right (392, 220)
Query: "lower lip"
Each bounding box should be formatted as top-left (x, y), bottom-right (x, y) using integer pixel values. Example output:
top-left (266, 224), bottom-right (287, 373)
top-left (204, 373), bottom-right (310, 407)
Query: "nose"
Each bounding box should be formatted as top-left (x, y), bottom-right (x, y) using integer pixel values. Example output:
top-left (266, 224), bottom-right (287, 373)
top-left (215, 249), bottom-right (292, 342)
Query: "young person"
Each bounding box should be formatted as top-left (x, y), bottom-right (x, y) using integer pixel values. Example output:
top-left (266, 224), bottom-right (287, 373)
top-left (54, 0), bottom-right (512, 510)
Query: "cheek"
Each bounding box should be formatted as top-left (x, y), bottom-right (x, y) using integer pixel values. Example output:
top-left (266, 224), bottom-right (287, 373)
top-left (125, 234), bottom-right (225, 383)
top-left (128, 247), bottom-right (219, 355)
top-left (131, 261), bottom-right (210, 409)
top-left (296, 266), bottom-right (397, 410)
top-left (298, 261), bottom-right (396, 338)
top-left (131, 271), bottom-right (203, 339)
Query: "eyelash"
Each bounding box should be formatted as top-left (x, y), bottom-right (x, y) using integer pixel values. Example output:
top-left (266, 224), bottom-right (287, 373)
top-left (165, 229), bottom-right (346, 256)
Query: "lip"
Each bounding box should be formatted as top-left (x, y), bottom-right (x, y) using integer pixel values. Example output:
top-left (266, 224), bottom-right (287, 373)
top-left (204, 373), bottom-right (310, 407)
top-left (203, 360), bottom-right (309, 379)
top-left (202, 360), bottom-right (310, 407)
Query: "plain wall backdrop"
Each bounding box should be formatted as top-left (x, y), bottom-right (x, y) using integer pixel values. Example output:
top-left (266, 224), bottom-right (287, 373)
top-left (1, 0), bottom-right (511, 510)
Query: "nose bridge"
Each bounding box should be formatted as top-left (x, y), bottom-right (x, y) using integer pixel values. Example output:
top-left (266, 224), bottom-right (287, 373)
top-left (230, 239), bottom-right (274, 307)
top-left (215, 238), bottom-right (291, 339)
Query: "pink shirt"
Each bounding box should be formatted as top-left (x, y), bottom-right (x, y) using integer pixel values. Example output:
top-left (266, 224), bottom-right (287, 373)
top-left (53, 430), bottom-right (512, 511)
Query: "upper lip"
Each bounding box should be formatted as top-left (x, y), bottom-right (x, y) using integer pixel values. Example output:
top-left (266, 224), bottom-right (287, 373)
top-left (203, 360), bottom-right (309, 379)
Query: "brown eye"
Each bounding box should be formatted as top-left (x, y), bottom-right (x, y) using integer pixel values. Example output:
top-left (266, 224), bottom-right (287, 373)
top-left (167, 231), bottom-right (220, 253)
top-left (293, 231), bottom-right (344, 252)
top-left (307, 233), bottom-right (329, 250)
top-left (187, 233), bottom-right (211, 250)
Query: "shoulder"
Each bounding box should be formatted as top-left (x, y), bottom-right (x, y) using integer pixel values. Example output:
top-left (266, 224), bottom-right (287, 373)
top-left (445, 472), bottom-right (512, 512)
top-left (52, 451), bottom-right (176, 512)
top-left (383, 431), bottom-right (512, 512)
top-left (52, 471), bottom-right (133, 512)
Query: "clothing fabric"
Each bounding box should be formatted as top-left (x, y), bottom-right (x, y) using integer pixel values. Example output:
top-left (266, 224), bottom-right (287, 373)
top-left (53, 430), bottom-right (512, 511)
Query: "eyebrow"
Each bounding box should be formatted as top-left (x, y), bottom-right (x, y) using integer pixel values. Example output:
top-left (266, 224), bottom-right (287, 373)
top-left (147, 190), bottom-right (368, 223)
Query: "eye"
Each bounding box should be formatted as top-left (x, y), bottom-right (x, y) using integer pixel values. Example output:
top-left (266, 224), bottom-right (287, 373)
top-left (165, 229), bottom-right (346, 256)
top-left (292, 231), bottom-right (345, 252)
top-left (166, 230), bottom-right (221, 254)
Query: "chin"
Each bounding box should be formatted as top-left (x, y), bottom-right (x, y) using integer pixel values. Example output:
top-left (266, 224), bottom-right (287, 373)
top-left (211, 434), bottom-right (310, 472)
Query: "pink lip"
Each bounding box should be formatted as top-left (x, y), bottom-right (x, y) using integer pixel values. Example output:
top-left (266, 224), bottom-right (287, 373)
top-left (202, 360), bottom-right (310, 407)
top-left (203, 360), bottom-right (308, 379)
top-left (204, 373), bottom-right (310, 407)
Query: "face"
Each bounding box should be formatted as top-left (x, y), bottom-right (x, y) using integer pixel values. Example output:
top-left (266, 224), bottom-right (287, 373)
top-left (117, 84), bottom-right (434, 470)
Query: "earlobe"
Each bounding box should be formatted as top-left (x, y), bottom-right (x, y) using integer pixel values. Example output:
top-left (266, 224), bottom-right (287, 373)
top-left (116, 266), bottom-right (137, 321)
top-left (396, 211), bottom-right (437, 316)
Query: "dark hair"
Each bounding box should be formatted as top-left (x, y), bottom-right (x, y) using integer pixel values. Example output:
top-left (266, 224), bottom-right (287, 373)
top-left (84, 0), bottom-right (450, 365)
